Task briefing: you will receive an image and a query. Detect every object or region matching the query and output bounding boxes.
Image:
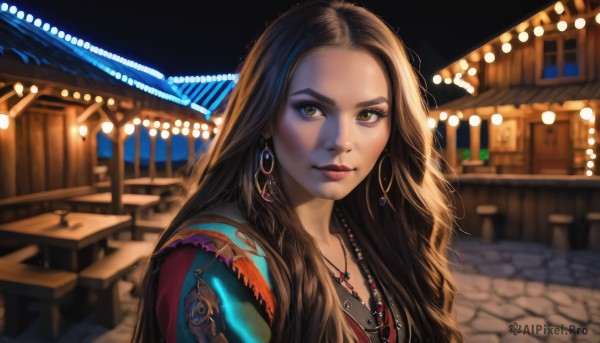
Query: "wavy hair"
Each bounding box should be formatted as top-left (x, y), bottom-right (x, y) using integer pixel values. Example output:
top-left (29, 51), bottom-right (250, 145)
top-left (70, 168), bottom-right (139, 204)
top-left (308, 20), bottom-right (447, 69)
top-left (132, 1), bottom-right (463, 342)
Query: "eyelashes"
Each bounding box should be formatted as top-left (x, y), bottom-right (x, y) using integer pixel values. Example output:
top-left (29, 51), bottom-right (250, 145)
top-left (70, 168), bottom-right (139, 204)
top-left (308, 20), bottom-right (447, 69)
top-left (292, 102), bottom-right (388, 127)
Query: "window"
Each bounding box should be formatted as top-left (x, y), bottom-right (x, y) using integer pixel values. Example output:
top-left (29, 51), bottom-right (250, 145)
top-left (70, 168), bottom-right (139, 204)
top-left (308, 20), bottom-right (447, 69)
top-left (537, 31), bottom-right (584, 84)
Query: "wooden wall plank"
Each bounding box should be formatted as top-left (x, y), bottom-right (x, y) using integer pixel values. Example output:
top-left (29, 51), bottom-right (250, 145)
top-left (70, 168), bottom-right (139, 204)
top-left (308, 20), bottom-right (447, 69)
top-left (0, 101), bottom-right (16, 198)
top-left (29, 112), bottom-right (46, 192)
top-left (65, 107), bottom-right (79, 187)
top-left (15, 111), bottom-right (30, 195)
top-left (45, 113), bottom-right (64, 190)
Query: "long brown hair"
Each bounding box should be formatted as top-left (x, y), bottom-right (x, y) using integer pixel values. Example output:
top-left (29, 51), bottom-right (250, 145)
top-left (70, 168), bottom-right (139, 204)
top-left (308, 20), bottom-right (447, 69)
top-left (132, 1), bottom-right (463, 342)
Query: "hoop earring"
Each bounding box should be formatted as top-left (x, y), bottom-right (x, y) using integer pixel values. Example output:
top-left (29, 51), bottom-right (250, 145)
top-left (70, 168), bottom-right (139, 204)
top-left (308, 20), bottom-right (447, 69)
top-left (377, 152), bottom-right (393, 207)
top-left (254, 141), bottom-right (275, 202)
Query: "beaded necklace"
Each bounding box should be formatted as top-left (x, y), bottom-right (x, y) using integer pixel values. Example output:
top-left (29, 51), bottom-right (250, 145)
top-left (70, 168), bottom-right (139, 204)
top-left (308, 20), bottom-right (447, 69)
top-left (332, 206), bottom-right (388, 341)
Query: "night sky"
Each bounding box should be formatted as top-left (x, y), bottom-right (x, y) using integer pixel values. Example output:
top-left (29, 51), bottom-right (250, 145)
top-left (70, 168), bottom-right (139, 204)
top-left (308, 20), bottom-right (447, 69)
top-left (6, 0), bottom-right (552, 105)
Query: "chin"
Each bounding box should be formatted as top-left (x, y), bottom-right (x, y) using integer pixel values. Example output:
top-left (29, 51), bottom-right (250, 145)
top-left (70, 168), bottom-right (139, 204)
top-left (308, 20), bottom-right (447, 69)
top-left (311, 185), bottom-right (354, 200)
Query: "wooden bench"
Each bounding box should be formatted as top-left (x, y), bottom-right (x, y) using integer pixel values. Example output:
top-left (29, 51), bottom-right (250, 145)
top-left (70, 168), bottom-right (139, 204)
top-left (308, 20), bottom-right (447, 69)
top-left (0, 260), bottom-right (77, 341)
top-left (133, 218), bottom-right (168, 240)
top-left (78, 241), bottom-right (153, 328)
top-left (0, 244), bottom-right (40, 263)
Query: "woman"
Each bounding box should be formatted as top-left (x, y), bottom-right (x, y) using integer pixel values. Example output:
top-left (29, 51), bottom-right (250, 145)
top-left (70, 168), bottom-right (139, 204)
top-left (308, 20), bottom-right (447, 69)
top-left (132, 1), bottom-right (463, 342)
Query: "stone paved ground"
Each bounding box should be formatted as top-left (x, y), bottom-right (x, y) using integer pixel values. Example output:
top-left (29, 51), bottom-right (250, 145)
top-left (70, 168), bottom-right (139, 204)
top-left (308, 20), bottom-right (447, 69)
top-left (1, 233), bottom-right (599, 342)
top-left (450, 235), bottom-right (600, 343)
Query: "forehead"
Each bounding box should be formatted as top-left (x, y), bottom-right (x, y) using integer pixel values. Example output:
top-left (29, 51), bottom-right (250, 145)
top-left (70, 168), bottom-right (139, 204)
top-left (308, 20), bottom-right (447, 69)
top-left (288, 47), bottom-right (390, 99)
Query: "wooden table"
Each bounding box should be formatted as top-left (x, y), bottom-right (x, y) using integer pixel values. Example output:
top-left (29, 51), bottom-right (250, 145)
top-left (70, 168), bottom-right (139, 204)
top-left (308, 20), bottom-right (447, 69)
top-left (0, 212), bottom-right (131, 271)
top-left (64, 192), bottom-right (161, 240)
top-left (124, 177), bottom-right (183, 194)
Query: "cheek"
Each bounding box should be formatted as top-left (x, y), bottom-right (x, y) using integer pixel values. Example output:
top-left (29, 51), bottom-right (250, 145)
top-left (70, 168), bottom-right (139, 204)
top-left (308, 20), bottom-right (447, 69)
top-left (275, 114), bottom-right (316, 160)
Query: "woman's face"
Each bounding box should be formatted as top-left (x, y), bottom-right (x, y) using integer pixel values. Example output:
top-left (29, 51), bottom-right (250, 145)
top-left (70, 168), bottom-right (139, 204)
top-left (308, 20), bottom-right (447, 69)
top-left (270, 47), bottom-right (392, 202)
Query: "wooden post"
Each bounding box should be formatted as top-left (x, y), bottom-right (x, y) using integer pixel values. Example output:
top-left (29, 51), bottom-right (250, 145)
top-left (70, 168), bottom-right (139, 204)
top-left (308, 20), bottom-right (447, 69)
top-left (470, 123), bottom-right (481, 161)
top-left (0, 101), bottom-right (16, 198)
top-left (134, 127), bottom-right (140, 178)
top-left (110, 127), bottom-right (124, 214)
top-left (149, 134), bottom-right (156, 178)
top-left (166, 134), bottom-right (173, 177)
top-left (446, 122), bottom-right (458, 173)
top-left (187, 133), bottom-right (195, 168)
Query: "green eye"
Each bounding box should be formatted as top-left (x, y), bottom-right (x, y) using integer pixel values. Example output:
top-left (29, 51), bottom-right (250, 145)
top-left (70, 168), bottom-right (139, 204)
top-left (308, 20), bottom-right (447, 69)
top-left (357, 112), bottom-right (373, 121)
top-left (303, 106), bottom-right (318, 117)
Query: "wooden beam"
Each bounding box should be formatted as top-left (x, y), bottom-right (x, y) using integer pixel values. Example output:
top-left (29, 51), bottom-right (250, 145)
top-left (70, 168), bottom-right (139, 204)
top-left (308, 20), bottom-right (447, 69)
top-left (574, 0), bottom-right (585, 13)
top-left (134, 128), bottom-right (140, 178)
top-left (76, 101), bottom-right (104, 124)
top-left (110, 128), bottom-right (125, 214)
top-left (99, 105), bottom-right (119, 126)
top-left (118, 104), bottom-right (142, 127)
top-left (9, 92), bottom-right (40, 118)
top-left (0, 89), bottom-right (16, 105)
top-left (166, 135), bottom-right (172, 177)
top-left (149, 134), bottom-right (156, 178)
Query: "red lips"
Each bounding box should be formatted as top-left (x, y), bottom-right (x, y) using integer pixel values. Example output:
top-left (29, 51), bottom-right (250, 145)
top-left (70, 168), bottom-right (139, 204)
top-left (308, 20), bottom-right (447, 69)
top-left (315, 164), bottom-right (353, 171)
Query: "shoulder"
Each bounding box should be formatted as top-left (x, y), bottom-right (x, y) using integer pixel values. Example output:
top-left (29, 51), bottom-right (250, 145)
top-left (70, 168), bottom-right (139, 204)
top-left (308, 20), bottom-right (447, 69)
top-left (153, 203), bottom-right (275, 325)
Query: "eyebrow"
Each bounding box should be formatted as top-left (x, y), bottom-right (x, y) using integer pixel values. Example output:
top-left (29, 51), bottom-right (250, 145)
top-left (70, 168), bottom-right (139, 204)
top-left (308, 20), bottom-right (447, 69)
top-left (290, 88), bottom-right (388, 108)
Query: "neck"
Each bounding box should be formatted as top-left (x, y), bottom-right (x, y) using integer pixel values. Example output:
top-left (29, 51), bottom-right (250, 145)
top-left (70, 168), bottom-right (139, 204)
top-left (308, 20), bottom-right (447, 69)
top-left (293, 198), bottom-right (340, 245)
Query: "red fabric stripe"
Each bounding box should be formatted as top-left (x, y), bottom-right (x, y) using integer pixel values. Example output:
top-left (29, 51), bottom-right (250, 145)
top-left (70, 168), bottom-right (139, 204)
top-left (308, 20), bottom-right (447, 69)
top-left (156, 246), bottom-right (199, 343)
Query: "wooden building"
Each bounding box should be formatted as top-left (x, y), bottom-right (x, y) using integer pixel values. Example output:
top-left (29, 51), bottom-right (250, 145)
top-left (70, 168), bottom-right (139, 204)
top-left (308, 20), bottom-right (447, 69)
top-left (430, 0), bottom-right (600, 248)
top-left (431, 0), bottom-right (600, 176)
top-left (0, 3), bottom-right (236, 222)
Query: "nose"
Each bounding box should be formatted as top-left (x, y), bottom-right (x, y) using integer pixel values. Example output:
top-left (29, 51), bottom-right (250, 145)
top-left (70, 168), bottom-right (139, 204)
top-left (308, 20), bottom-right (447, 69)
top-left (324, 114), bottom-right (353, 153)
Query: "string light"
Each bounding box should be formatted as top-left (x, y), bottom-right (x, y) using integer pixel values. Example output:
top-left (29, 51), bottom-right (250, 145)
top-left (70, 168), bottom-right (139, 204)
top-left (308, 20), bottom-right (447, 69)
top-left (0, 113), bottom-right (9, 130)
top-left (491, 113), bottom-right (503, 125)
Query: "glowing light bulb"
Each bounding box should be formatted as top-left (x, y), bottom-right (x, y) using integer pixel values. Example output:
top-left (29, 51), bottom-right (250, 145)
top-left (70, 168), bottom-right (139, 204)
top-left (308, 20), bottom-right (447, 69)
top-left (107, 98), bottom-right (115, 106)
top-left (83, 93), bottom-right (91, 101)
top-left (469, 115), bottom-right (481, 126)
top-left (0, 113), bottom-right (9, 130)
top-left (534, 26), bottom-right (544, 37)
top-left (467, 68), bottom-right (477, 76)
top-left (78, 125), bottom-right (87, 137)
top-left (427, 117), bottom-right (437, 129)
top-left (149, 128), bottom-right (157, 137)
top-left (153, 121), bottom-right (160, 128)
top-left (448, 115), bottom-right (460, 127)
top-left (215, 117), bottom-right (223, 126)
top-left (580, 107), bottom-right (593, 120)
top-left (518, 31), bottom-right (529, 42)
top-left (142, 119), bottom-right (150, 127)
top-left (502, 42), bottom-right (512, 53)
top-left (459, 59), bottom-right (469, 70)
top-left (192, 129), bottom-right (200, 138)
top-left (193, 123), bottom-right (201, 130)
top-left (554, 1), bottom-right (564, 14)
top-left (432, 74), bottom-right (442, 84)
top-left (557, 21), bottom-right (567, 32)
top-left (201, 123), bottom-right (208, 131)
top-left (439, 111), bottom-right (448, 121)
top-left (484, 52), bottom-right (495, 63)
top-left (101, 121), bottom-right (113, 134)
top-left (161, 130), bottom-right (170, 139)
top-left (172, 127), bottom-right (180, 135)
top-left (162, 122), bottom-right (170, 130)
top-left (175, 119), bottom-right (182, 127)
top-left (61, 89), bottom-right (69, 97)
top-left (73, 92), bottom-right (81, 99)
top-left (183, 121), bottom-right (190, 128)
top-left (29, 85), bottom-right (38, 94)
top-left (13, 82), bottom-right (24, 95)
top-left (124, 123), bottom-right (135, 135)
top-left (541, 111), bottom-right (556, 125)
top-left (202, 131), bottom-right (210, 139)
top-left (491, 113), bottom-right (503, 125)
top-left (182, 127), bottom-right (190, 136)
top-left (133, 117), bottom-right (141, 125)
top-left (444, 78), bottom-right (452, 84)
top-left (575, 18), bottom-right (586, 29)
top-left (95, 95), bottom-right (103, 103)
